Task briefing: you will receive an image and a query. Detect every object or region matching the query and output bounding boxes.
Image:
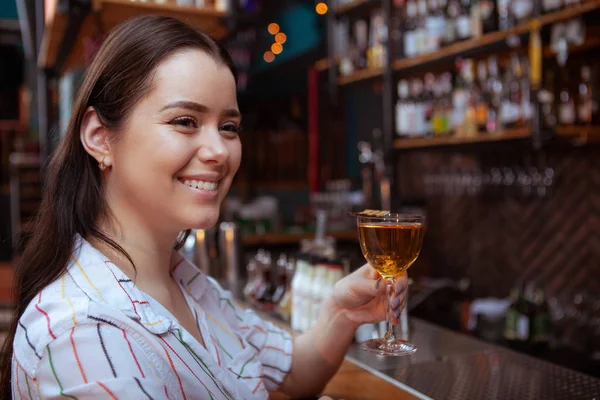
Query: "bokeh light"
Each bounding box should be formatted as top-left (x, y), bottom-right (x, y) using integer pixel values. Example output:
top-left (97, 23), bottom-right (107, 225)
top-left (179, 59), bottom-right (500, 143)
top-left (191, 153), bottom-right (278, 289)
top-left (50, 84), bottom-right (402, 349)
top-left (271, 43), bottom-right (283, 55)
top-left (275, 32), bottom-right (287, 44)
top-left (316, 2), bottom-right (328, 14)
top-left (268, 23), bottom-right (280, 35)
top-left (263, 51), bottom-right (275, 63)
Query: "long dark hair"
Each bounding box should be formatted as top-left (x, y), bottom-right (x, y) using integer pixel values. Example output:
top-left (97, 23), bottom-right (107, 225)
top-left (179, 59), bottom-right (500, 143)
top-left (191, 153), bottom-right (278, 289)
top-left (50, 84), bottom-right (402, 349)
top-left (0, 15), bottom-right (237, 397)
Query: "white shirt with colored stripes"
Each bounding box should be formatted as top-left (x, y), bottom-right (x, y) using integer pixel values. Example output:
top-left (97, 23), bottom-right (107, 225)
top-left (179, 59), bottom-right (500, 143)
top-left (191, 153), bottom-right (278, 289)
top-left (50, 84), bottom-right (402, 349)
top-left (11, 236), bottom-right (293, 399)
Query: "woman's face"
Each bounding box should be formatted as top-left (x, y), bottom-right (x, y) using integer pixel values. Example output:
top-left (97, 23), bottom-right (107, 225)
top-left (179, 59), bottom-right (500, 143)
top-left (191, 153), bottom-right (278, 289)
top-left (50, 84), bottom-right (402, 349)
top-left (105, 49), bottom-right (241, 233)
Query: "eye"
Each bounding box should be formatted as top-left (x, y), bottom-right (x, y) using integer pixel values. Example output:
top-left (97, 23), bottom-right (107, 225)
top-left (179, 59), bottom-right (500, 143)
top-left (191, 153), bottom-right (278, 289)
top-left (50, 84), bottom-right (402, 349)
top-left (220, 123), bottom-right (242, 135)
top-left (169, 116), bottom-right (198, 129)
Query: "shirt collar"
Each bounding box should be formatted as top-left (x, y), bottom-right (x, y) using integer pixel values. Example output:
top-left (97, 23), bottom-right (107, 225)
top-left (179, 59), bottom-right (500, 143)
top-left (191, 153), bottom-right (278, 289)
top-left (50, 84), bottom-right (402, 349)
top-left (68, 235), bottom-right (210, 334)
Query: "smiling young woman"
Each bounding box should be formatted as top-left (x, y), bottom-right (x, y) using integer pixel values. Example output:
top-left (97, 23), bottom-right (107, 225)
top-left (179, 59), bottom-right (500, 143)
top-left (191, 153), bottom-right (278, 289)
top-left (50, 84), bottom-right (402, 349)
top-left (0, 15), bottom-right (407, 399)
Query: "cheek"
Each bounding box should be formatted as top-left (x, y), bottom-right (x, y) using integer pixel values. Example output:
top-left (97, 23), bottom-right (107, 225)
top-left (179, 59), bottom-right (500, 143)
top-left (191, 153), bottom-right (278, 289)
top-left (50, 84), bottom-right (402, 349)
top-left (228, 139), bottom-right (242, 175)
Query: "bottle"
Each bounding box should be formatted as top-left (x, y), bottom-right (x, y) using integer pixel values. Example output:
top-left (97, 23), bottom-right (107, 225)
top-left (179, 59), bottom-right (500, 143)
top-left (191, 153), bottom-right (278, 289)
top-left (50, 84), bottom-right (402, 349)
top-left (479, 0), bottom-right (498, 33)
top-left (558, 67), bottom-right (576, 125)
top-left (497, 0), bottom-right (514, 31)
top-left (532, 287), bottom-right (550, 349)
top-left (471, 0), bottom-right (483, 38)
top-left (540, 69), bottom-right (557, 130)
top-left (291, 255), bottom-right (309, 332)
top-left (444, 0), bottom-right (459, 46)
top-left (404, 0), bottom-right (419, 58)
top-left (271, 253), bottom-right (288, 305)
top-left (455, 0), bottom-right (473, 41)
top-left (578, 65), bottom-right (593, 125)
top-left (396, 80), bottom-right (411, 136)
top-left (427, 0), bottom-right (446, 52)
top-left (309, 259), bottom-right (330, 329)
top-left (423, 73), bottom-right (436, 136)
top-left (354, 19), bottom-right (369, 70)
top-left (511, 0), bottom-right (534, 24)
top-left (254, 251), bottom-right (275, 310)
top-left (505, 281), bottom-right (529, 344)
top-left (487, 55), bottom-right (503, 132)
top-left (476, 61), bottom-right (490, 132)
top-left (416, 0), bottom-right (429, 54)
top-left (276, 257), bottom-right (295, 322)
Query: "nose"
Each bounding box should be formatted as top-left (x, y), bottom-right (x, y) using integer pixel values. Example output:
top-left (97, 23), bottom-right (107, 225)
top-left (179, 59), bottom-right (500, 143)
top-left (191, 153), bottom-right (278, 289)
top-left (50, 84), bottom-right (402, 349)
top-left (196, 126), bottom-right (228, 165)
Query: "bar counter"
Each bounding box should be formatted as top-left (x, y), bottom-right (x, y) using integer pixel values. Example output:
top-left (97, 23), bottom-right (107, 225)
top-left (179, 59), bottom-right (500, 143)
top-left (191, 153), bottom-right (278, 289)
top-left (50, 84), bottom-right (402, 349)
top-left (249, 303), bottom-right (600, 400)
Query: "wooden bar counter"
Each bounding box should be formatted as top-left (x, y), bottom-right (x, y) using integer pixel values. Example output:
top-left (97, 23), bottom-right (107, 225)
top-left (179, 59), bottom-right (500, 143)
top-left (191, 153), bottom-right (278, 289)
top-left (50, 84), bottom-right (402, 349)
top-left (240, 300), bottom-right (600, 400)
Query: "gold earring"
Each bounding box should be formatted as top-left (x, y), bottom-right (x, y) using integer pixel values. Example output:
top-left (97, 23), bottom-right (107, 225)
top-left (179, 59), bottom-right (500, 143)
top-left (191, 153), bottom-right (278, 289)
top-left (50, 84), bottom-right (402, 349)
top-left (99, 157), bottom-right (106, 171)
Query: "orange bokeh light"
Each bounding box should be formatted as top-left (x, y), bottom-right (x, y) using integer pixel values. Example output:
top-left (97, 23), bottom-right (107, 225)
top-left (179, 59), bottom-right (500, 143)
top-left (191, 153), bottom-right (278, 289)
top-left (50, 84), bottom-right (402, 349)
top-left (271, 43), bottom-right (283, 54)
top-left (267, 23), bottom-right (280, 35)
top-left (275, 32), bottom-right (287, 44)
top-left (263, 51), bottom-right (275, 63)
top-left (316, 2), bottom-right (328, 14)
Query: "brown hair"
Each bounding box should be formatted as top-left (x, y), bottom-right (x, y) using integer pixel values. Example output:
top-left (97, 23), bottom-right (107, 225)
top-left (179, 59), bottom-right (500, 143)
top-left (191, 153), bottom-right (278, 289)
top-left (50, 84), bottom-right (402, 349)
top-left (0, 15), bottom-right (237, 397)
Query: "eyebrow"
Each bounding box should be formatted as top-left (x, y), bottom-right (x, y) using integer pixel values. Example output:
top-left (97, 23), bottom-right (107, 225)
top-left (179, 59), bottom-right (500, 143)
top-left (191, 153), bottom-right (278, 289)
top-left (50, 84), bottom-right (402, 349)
top-left (160, 100), bottom-right (241, 119)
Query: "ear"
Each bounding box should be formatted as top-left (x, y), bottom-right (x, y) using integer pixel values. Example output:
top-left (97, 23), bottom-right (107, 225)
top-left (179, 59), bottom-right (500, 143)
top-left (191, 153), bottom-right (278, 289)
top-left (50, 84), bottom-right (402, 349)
top-left (80, 106), bottom-right (113, 168)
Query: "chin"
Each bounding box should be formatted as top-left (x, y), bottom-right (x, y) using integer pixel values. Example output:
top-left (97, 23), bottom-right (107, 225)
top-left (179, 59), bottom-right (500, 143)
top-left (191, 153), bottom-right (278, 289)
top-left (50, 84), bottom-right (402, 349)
top-left (182, 209), bottom-right (220, 230)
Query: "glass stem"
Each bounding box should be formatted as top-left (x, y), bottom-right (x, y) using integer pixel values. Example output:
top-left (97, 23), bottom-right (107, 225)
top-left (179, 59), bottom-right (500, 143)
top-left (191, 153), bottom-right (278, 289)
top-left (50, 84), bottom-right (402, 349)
top-left (383, 278), bottom-right (396, 344)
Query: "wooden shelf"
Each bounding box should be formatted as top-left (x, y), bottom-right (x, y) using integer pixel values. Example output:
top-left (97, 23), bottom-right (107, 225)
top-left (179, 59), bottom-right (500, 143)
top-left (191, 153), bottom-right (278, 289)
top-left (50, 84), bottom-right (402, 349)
top-left (335, 0), bottom-right (379, 15)
top-left (393, 128), bottom-right (531, 150)
top-left (338, 67), bottom-right (384, 85)
top-left (242, 230), bottom-right (358, 246)
top-left (555, 125), bottom-right (600, 136)
top-left (544, 37), bottom-right (600, 58)
top-left (335, 1), bottom-right (600, 85)
top-left (39, 0), bottom-right (228, 71)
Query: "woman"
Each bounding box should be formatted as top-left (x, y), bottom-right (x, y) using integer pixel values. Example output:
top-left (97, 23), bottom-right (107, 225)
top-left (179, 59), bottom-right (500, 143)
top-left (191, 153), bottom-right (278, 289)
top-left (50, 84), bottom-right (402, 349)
top-left (1, 16), bottom-right (407, 399)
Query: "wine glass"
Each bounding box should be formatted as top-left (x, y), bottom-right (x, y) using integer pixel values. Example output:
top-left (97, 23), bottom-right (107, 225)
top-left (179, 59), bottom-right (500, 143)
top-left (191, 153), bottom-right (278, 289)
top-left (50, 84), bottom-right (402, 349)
top-left (354, 213), bottom-right (425, 356)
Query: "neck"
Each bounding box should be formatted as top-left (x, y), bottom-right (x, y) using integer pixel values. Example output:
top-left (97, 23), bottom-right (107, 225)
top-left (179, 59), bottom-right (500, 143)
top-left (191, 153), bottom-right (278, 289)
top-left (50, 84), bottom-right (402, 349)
top-left (92, 204), bottom-right (181, 288)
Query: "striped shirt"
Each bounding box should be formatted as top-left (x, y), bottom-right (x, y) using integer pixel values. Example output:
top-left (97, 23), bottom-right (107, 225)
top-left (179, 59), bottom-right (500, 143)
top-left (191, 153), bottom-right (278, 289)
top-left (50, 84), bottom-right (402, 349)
top-left (11, 236), bottom-right (293, 399)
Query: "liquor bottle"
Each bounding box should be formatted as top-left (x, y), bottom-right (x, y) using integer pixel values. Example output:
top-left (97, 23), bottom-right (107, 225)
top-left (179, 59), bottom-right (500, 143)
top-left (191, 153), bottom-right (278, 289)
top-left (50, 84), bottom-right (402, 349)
top-left (412, 78), bottom-right (427, 136)
top-left (354, 19), bottom-right (369, 70)
top-left (432, 74), bottom-right (444, 136)
top-left (455, 0), bottom-right (473, 41)
top-left (427, 0), bottom-right (446, 52)
top-left (396, 80), bottom-right (411, 136)
top-left (487, 55), bottom-right (503, 132)
top-left (444, 0), bottom-right (459, 46)
top-left (254, 251), bottom-right (275, 310)
top-left (520, 56), bottom-right (533, 126)
top-left (540, 69), bottom-right (557, 129)
top-left (404, 0), bottom-right (419, 58)
top-left (463, 59), bottom-right (479, 137)
top-left (532, 287), bottom-right (550, 349)
top-left (511, 0), bottom-right (534, 24)
top-left (271, 253), bottom-right (288, 304)
top-left (578, 65), bottom-right (593, 125)
top-left (471, 0), bottom-right (483, 39)
top-left (442, 73), bottom-right (454, 134)
top-left (480, 0), bottom-right (498, 33)
top-left (558, 67), bottom-right (576, 125)
top-left (416, 0), bottom-right (429, 54)
top-left (504, 282), bottom-right (524, 341)
top-left (476, 61), bottom-right (490, 132)
top-left (497, 0), bottom-right (514, 31)
top-left (423, 73), bottom-right (436, 135)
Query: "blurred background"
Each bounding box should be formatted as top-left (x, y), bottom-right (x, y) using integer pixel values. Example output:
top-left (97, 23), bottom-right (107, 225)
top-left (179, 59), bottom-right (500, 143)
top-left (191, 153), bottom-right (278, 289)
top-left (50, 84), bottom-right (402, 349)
top-left (0, 0), bottom-right (599, 381)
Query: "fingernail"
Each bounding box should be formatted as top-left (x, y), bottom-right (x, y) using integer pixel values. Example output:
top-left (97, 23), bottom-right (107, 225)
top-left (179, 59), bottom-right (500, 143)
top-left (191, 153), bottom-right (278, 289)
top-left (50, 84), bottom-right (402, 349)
top-left (391, 296), bottom-right (400, 309)
top-left (395, 284), bottom-right (405, 295)
top-left (375, 278), bottom-right (382, 290)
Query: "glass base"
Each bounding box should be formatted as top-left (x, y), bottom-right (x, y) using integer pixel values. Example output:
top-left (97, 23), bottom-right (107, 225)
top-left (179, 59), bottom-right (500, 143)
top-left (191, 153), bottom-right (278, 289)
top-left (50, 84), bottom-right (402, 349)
top-left (360, 339), bottom-right (417, 356)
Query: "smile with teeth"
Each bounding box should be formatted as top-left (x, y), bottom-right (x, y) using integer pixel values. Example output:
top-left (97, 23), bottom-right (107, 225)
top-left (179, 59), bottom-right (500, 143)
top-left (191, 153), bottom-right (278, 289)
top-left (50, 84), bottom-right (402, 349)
top-left (179, 179), bottom-right (219, 191)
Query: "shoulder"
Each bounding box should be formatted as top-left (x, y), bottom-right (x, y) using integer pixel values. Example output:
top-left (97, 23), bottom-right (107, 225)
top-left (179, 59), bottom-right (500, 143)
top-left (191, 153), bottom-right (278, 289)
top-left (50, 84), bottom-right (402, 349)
top-left (13, 270), bottom-right (127, 376)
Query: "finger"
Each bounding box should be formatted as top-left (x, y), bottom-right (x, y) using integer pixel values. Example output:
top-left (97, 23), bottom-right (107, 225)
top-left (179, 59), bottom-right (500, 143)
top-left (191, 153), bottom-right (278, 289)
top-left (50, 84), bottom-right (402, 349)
top-left (394, 275), bottom-right (408, 294)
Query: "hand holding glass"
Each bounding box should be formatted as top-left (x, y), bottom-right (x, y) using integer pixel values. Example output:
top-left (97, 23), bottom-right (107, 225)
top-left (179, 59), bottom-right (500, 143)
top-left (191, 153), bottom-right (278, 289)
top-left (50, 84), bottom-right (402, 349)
top-left (355, 214), bottom-right (425, 356)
